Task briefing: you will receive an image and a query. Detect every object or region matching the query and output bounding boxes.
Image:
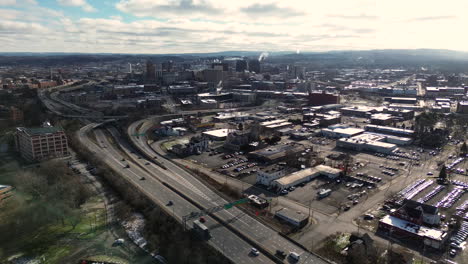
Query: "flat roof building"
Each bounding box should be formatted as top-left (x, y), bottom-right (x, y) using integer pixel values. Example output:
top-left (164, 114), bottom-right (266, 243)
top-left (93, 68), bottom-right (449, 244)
top-left (248, 143), bottom-right (306, 164)
top-left (202, 129), bottom-right (235, 140)
top-left (15, 126), bottom-right (69, 162)
top-left (378, 215), bottom-right (447, 249)
top-left (275, 207), bottom-right (309, 228)
top-left (322, 125), bottom-right (364, 139)
top-left (337, 133), bottom-right (398, 154)
top-left (365, 124), bottom-right (414, 137)
top-left (273, 165), bottom-right (341, 190)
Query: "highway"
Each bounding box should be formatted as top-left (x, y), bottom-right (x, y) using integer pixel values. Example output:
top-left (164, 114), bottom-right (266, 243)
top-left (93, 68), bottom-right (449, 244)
top-left (79, 124), bottom-right (273, 264)
top-left (127, 119), bottom-right (330, 264)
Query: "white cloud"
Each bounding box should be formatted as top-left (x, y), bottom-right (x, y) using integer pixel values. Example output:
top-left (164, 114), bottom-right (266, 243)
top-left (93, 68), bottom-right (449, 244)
top-left (0, 0), bottom-right (467, 53)
top-left (57, 0), bottom-right (96, 12)
top-left (0, 0), bottom-right (16, 5)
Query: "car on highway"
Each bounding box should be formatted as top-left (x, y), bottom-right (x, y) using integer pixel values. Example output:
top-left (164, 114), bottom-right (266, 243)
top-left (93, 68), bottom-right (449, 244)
top-left (199, 216), bottom-right (206, 223)
top-left (275, 250), bottom-right (286, 259)
top-left (140, 177), bottom-right (145, 180)
top-left (166, 201), bottom-right (173, 206)
top-left (121, 158), bottom-right (125, 161)
top-left (288, 251), bottom-right (301, 262)
top-left (427, 172), bottom-right (433, 175)
top-left (145, 162), bottom-right (150, 165)
top-left (124, 164), bottom-right (130, 168)
top-left (250, 248), bottom-right (260, 256)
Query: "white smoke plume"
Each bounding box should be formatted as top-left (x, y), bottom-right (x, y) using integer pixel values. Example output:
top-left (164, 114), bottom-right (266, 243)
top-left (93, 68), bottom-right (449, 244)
top-left (258, 52), bottom-right (269, 62)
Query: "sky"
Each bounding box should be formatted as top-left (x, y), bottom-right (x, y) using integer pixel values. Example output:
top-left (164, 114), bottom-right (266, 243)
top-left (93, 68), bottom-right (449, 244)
top-left (0, 0), bottom-right (467, 54)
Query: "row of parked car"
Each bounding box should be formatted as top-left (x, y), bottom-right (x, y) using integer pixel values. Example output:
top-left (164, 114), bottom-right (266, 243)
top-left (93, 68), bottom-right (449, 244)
top-left (233, 163), bottom-right (257, 172)
top-left (397, 179), bottom-right (426, 200)
top-left (356, 173), bottom-right (382, 182)
top-left (449, 221), bottom-right (467, 257)
top-left (417, 185), bottom-right (445, 204)
top-left (398, 180), bottom-right (434, 204)
top-left (382, 170), bottom-right (396, 176)
top-left (434, 187), bottom-right (466, 209)
top-left (222, 152), bottom-right (243, 160)
top-left (452, 180), bottom-right (468, 188)
top-left (220, 158), bottom-right (248, 169)
top-left (379, 165), bottom-right (399, 171)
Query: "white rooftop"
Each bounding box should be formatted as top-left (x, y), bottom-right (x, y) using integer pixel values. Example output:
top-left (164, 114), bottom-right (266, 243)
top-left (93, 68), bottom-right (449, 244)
top-left (380, 215), bottom-right (446, 241)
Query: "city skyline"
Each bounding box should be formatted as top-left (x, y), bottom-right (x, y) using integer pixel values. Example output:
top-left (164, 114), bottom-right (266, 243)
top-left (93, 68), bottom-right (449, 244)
top-left (1, 0), bottom-right (468, 53)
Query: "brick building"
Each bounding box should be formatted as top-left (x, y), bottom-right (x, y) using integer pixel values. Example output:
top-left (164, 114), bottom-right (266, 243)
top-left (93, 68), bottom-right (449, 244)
top-left (15, 126), bottom-right (69, 161)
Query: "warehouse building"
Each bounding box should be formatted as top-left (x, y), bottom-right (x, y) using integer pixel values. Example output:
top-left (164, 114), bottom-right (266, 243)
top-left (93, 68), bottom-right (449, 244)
top-left (248, 143), bottom-right (306, 164)
top-left (202, 128), bottom-right (235, 140)
top-left (273, 165), bottom-right (341, 190)
top-left (370, 113), bottom-right (394, 126)
top-left (337, 133), bottom-right (398, 154)
top-left (321, 125), bottom-right (364, 139)
top-left (340, 106), bottom-right (379, 117)
top-left (15, 126), bottom-right (69, 162)
top-left (275, 208), bottom-right (309, 228)
top-left (384, 97), bottom-right (417, 105)
top-left (275, 207), bottom-right (309, 228)
top-left (365, 125), bottom-right (414, 137)
top-left (457, 101), bottom-right (468, 114)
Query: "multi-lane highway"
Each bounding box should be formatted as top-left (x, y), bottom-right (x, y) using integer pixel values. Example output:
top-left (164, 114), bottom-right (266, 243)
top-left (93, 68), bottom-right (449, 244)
top-left (127, 119), bottom-right (330, 264)
top-left (79, 124), bottom-right (273, 264)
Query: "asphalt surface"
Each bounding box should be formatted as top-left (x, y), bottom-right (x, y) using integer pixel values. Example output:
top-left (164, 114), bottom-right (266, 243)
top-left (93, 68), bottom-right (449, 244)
top-left (79, 124), bottom-right (272, 264)
top-left (128, 120), bottom-right (330, 264)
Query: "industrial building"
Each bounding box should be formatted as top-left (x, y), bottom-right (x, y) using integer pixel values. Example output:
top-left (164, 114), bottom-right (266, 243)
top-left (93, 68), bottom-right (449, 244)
top-left (340, 106), bottom-right (379, 117)
top-left (171, 136), bottom-right (209, 157)
top-left (321, 125), bottom-right (364, 139)
top-left (457, 101), bottom-right (468, 114)
top-left (370, 113), bottom-right (394, 125)
top-left (426, 87), bottom-right (466, 97)
top-left (273, 165), bottom-right (341, 190)
top-left (256, 164), bottom-right (290, 186)
top-left (308, 91), bottom-right (340, 106)
top-left (15, 126), bottom-right (69, 162)
top-left (303, 112), bottom-right (341, 127)
top-left (384, 97), bottom-right (417, 105)
top-left (248, 143), bottom-right (306, 164)
top-left (275, 207), bottom-right (309, 228)
top-left (365, 125), bottom-right (414, 137)
top-left (337, 133), bottom-right (398, 154)
top-left (202, 128), bottom-right (235, 140)
top-left (383, 108), bottom-right (414, 120)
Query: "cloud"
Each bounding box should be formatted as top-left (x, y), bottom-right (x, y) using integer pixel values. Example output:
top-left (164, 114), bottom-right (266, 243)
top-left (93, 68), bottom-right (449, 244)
top-left (407, 15), bottom-right (457, 22)
top-left (57, 0), bottom-right (96, 12)
top-left (0, 0), bottom-right (16, 5)
top-left (1, 0), bottom-right (468, 53)
top-left (328, 14), bottom-right (378, 20)
top-left (240, 3), bottom-right (304, 17)
top-left (116, 0), bottom-right (220, 18)
top-left (0, 20), bottom-right (49, 34)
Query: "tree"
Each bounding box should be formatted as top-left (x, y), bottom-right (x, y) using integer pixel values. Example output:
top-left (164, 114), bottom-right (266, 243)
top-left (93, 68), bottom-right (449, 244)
top-left (439, 165), bottom-right (447, 183)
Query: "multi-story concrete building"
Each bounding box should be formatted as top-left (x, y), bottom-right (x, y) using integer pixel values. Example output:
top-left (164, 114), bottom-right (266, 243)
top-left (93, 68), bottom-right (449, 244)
top-left (15, 126), bottom-right (69, 161)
